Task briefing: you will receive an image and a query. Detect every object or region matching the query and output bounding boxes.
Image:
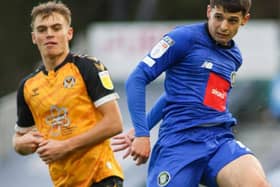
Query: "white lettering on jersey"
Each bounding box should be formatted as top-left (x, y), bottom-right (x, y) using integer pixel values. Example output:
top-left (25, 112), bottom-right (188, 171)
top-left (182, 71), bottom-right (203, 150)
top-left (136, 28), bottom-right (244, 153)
top-left (211, 88), bottom-right (225, 99)
top-left (201, 61), bottom-right (213, 69)
top-left (143, 56), bottom-right (156, 67)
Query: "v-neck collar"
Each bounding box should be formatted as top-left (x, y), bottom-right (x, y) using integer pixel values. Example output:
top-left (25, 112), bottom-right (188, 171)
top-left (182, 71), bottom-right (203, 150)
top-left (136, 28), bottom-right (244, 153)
top-left (41, 53), bottom-right (73, 75)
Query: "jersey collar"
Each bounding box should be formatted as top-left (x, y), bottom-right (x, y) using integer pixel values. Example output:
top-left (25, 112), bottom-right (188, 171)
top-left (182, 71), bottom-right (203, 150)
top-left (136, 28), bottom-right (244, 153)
top-left (41, 53), bottom-right (74, 75)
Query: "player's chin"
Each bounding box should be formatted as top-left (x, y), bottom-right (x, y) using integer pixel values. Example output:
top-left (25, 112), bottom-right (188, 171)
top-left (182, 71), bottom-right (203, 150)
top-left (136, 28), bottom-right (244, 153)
top-left (215, 35), bottom-right (231, 45)
top-left (43, 49), bottom-right (61, 58)
top-left (216, 38), bottom-right (230, 46)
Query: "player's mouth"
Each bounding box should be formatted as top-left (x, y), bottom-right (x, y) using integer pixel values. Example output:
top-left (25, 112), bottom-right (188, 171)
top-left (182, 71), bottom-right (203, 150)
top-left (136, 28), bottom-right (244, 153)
top-left (45, 41), bottom-right (57, 47)
top-left (216, 32), bottom-right (230, 39)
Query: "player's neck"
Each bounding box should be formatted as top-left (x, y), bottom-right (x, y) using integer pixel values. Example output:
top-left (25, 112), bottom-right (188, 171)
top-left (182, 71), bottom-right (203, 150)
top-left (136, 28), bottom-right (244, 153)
top-left (42, 51), bottom-right (69, 71)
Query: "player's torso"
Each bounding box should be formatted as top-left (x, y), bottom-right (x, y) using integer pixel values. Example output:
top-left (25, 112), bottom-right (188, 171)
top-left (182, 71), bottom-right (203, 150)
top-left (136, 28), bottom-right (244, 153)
top-left (23, 62), bottom-right (101, 139)
top-left (23, 59), bottom-right (123, 186)
top-left (165, 41), bottom-right (239, 106)
top-left (162, 27), bottom-right (241, 131)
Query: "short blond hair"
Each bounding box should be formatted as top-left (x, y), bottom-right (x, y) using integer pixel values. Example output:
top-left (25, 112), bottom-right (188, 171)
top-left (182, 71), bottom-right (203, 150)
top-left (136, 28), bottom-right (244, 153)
top-left (30, 1), bottom-right (71, 29)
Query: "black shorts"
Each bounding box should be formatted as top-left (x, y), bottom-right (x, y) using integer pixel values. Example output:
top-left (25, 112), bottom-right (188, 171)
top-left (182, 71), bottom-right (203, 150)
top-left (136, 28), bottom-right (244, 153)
top-left (91, 176), bottom-right (123, 187)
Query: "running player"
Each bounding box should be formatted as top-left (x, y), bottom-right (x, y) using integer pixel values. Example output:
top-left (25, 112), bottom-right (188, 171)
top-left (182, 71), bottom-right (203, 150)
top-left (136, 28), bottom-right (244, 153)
top-left (120, 0), bottom-right (271, 186)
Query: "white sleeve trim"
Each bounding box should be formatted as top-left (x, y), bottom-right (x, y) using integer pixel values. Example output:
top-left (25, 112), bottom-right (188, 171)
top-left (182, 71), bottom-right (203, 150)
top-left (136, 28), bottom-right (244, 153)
top-left (14, 124), bottom-right (35, 133)
top-left (94, 93), bottom-right (119, 107)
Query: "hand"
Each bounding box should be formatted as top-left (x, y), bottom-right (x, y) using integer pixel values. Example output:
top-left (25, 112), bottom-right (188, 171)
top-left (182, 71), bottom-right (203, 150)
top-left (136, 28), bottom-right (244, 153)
top-left (111, 132), bottom-right (133, 159)
top-left (14, 131), bottom-right (44, 155)
top-left (111, 128), bottom-right (135, 159)
top-left (131, 137), bottom-right (150, 165)
top-left (37, 139), bottom-right (70, 164)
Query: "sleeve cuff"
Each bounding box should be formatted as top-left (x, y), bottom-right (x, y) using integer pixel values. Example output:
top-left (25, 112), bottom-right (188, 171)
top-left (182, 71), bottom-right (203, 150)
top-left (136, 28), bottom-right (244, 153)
top-left (14, 124), bottom-right (35, 133)
top-left (94, 93), bottom-right (119, 107)
top-left (134, 132), bottom-right (150, 137)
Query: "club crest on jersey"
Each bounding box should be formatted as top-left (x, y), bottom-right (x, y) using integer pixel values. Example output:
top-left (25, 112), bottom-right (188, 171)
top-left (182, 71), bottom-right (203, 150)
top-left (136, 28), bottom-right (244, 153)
top-left (98, 71), bottom-right (114, 90)
top-left (150, 36), bottom-right (174, 59)
top-left (63, 76), bottom-right (76, 88)
top-left (231, 71), bottom-right (237, 87)
top-left (158, 171), bottom-right (171, 186)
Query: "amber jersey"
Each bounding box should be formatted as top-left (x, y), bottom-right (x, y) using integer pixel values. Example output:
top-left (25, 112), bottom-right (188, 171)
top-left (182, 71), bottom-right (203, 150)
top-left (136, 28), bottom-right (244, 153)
top-left (15, 53), bottom-right (123, 186)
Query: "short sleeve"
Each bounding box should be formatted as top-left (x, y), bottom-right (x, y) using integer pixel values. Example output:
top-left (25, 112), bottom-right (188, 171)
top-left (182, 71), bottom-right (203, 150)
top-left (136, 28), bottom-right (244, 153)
top-left (74, 56), bottom-right (119, 107)
top-left (16, 79), bottom-right (35, 132)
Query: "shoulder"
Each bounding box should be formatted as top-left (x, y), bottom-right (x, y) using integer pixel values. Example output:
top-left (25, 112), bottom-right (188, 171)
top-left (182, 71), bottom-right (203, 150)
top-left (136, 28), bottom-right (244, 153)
top-left (169, 23), bottom-right (204, 38)
top-left (18, 65), bottom-right (43, 90)
top-left (166, 22), bottom-right (205, 45)
top-left (232, 44), bottom-right (243, 63)
top-left (71, 54), bottom-right (107, 73)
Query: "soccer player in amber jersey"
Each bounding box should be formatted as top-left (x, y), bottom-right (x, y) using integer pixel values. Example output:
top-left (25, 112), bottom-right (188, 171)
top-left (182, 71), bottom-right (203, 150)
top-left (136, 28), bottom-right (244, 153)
top-left (113, 0), bottom-right (271, 187)
top-left (12, 1), bottom-right (123, 187)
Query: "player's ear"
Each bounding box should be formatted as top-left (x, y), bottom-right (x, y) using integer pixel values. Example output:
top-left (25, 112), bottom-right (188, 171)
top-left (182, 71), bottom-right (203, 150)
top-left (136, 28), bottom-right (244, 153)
top-left (241, 13), bottom-right (250, 26)
top-left (206, 5), bottom-right (212, 19)
top-left (31, 32), bottom-right (37, 44)
top-left (67, 27), bottom-right (73, 41)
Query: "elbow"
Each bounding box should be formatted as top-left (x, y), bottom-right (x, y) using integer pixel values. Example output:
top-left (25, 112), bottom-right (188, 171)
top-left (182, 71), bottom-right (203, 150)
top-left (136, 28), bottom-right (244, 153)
top-left (12, 135), bottom-right (22, 155)
top-left (12, 134), bottom-right (34, 156)
top-left (125, 75), bottom-right (133, 94)
top-left (14, 146), bottom-right (30, 156)
top-left (125, 66), bottom-right (148, 93)
top-left (13, 143), bottom-right (30, 156)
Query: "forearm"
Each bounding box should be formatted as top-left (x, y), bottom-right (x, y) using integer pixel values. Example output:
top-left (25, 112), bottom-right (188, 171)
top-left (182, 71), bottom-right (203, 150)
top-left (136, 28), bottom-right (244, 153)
top-left (67, 121), bottom-right (122, 152)
top-left (66, 101), bottom-right (123, 152)
top-left (147, 93), bottom-right (166, 130)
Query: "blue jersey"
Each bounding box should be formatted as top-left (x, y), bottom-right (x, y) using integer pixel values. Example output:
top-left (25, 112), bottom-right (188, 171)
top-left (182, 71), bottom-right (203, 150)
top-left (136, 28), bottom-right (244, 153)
top-left (126, 22), bottom-right (242, 137)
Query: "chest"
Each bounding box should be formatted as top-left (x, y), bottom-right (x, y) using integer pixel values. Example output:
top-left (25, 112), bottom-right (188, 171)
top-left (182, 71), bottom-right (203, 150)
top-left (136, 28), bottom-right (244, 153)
top-left (168, 43), bottom-right (240, 85)
top-left (24, 64), bottom-right (89, 114)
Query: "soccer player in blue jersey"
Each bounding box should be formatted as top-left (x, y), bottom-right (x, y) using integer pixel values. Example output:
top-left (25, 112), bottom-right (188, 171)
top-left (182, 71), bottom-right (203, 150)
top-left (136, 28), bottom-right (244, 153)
top-left (113, 0), bottom-right (271, 186)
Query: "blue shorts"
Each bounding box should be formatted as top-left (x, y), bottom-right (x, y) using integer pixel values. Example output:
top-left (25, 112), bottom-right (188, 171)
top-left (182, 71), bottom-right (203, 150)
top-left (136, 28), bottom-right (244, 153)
top-left (147, 125), bottom-right (252, 187)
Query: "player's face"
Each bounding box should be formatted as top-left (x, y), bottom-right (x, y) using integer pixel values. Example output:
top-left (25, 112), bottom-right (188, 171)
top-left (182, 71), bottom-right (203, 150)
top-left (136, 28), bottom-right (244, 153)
top-left (207, 5), bottom-right (250, 46)
top-left (31, 12), bottom-right (73, 59)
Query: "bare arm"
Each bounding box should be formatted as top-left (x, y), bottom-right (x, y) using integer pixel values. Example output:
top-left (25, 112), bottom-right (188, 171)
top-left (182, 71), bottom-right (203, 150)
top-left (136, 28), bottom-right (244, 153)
top-left (37, 100), bottom-right (123, 164)
top-left (67, 99), bottom-right (123, 150)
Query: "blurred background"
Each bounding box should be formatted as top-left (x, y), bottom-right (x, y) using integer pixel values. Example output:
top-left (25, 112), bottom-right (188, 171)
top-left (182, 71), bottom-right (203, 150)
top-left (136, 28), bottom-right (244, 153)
top-left (0, 0), bottom-right (280, 186)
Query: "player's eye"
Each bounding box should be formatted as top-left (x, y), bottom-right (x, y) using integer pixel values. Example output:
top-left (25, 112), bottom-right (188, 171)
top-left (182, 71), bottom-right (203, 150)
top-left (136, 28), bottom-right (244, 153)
top-left (228, 18), bottom-right (239, 24)
top-left (214, 14), bottom-right (224, 21)
top-left (52, 24), bottom-right (62, 31)
top-left (37, 26), bottom-right (47, 33)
